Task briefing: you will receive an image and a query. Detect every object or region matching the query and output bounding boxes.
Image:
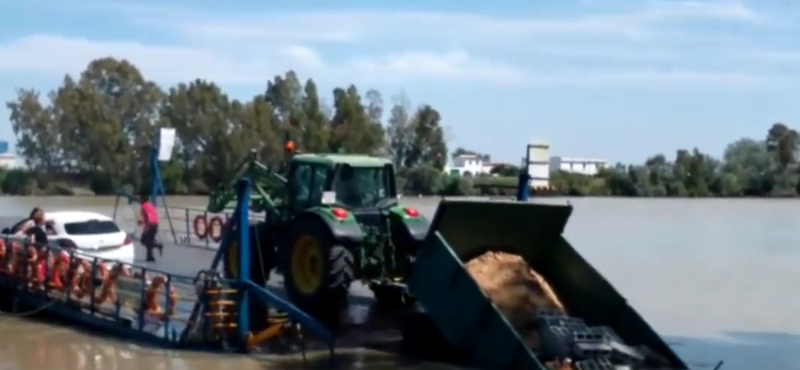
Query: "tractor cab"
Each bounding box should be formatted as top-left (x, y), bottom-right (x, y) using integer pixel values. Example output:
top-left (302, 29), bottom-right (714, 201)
top-left (285, 154), bottom-right (399, 223)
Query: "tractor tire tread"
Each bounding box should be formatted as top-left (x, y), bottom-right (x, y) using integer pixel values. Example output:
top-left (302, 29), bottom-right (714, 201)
top-left (327, 245), bottom-right (354, 292)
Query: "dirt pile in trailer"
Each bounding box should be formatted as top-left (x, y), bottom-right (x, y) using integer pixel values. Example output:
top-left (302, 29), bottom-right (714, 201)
top-left (464, 251), bottom-right (565, 351)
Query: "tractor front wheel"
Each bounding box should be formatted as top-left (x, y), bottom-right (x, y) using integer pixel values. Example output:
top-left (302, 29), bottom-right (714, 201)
top-left (281, 217), bottom-right (354, 328)
top-left (222, 222), bottom-right (275, 285)
top-left (222, 222), bottom-right (276, 331)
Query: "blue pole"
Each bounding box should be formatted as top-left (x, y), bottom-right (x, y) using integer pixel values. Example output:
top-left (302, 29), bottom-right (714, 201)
top-left (516, 171), bottom-right (530, 201)
top-left (150, 146), bottom-right (159, 207)
top-left (516, 144), bottom-right (531, 202)
top-left (236, 177), bottom-right (251, 346)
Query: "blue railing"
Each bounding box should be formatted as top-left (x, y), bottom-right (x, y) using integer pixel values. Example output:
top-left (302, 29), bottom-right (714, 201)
top-left (0, 234), bottom-right (199, 343)
top-left (0, 224), bottom-right (334, 354)
top-left (113, 191), bottom-right (263, 250)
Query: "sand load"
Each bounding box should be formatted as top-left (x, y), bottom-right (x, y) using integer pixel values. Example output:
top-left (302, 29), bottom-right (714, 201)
top-left (465, 251), bottom-right (565, 351)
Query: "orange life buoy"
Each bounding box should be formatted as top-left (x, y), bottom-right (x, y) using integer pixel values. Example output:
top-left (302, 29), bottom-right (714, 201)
top-left (26, 246), bottom-right (40, 288)
top-left (4, 242), bottom-right (21, 276)
top-left (144, 275), bottom-right (178, 320)
top-left (94, 263), bottom-right (129, 304)
top-left (68, 260), bottom-right (90, 299)
top-left (70, 260), bottom-right (102, 299)
top-left (48, 251), bottom-right (71, 291)
top-left (87, 263), bottom-right (109, 303)
top-left (193, 215), bottom-right (208, 240)
top-left (0, 239), bottom-right (6, 274)
top-left (208, 216), bottom-right (224, 242)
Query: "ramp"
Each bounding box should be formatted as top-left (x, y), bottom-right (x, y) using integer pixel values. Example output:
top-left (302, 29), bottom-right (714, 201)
top-left (407, 199), bottom-right (687, 370)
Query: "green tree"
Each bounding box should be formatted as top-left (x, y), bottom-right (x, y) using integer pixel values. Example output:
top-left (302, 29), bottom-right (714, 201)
top-left (386, 93), bottom-right (413, 167)
top-left (766, 122), bottom-right (798, 167)
top-left (406, 105), bottom-right (448, 170)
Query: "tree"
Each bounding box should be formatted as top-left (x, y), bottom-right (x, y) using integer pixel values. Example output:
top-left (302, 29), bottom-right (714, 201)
top-left (766, 122), bottom-right (798, 168)
top-left (329, 85), bottom-right (385, 155)
top-left (7, 89), bottom-right (60, 174)
top-left (406, 105), bottom-right (448, 170)
top-left (299, 79), bottom-right (329, 153)
top-left (386, 93), bottom-right (413, 168)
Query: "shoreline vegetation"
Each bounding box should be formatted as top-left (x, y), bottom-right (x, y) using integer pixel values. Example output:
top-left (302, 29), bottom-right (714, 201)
top-left (5, 58), bottom-right (800, 198)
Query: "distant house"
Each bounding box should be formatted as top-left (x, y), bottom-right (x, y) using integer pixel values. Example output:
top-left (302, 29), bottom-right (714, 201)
top-left (0, 153), bottom-right (17, 169)
top-left (549, 157), bottom-right (607, 176)
top-left (0, 141), bottom-right (18, 169)
top-left (444, 154), bottom-right (494, 176)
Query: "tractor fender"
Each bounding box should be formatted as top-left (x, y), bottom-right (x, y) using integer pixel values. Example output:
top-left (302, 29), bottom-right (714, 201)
top-left (293, 207), bottom-right (367, 244)
top-left (388, 207), bottom-right (430, 242)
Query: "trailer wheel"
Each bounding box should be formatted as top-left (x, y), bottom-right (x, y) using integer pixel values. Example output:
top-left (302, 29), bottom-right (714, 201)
top-left (282, 217), bottom-right (353, 327)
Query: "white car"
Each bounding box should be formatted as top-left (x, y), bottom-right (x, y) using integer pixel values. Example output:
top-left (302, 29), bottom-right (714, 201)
top-left (45, 211), bottom-right (136, 264)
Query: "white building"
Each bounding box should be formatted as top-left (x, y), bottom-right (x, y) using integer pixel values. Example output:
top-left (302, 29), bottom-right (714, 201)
top-left (525, 142), bottom-right (551, 189)
top-left (0, 153), bottom-right (19, 169)
top-left (549, 157), bottom-right (607, 176)
top-left (445, 154), bottom-right (493, 176)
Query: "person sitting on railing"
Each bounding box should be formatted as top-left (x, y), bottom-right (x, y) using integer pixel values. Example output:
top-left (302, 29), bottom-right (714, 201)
top-left (138, 194), bottom-right (163, 262)
top-left (11, 207), bottom-right (53, 246)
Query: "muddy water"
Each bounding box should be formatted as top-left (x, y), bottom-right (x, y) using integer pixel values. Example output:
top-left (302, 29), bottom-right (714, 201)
top-left (0, 196), bottom-right (798, 370)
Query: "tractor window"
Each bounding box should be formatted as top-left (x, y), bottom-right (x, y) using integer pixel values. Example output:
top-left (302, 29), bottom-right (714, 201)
top-left (290, 163), bottom-right (313, 210)
top-left (334, 165), bottom-right (391, 208)
top-left (308, 166), bottom-right (329, 203)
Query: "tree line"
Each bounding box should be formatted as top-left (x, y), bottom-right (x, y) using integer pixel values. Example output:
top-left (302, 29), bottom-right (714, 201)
top-left (3, 57), bottom-right (799, 198)
top-left (4, 57), bottom-right (458, 196)
top-left (541, 123), bottom-right (800, 197)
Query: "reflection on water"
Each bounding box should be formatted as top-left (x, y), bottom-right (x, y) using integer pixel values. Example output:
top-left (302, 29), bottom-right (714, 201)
top-left (0, 316), bottom-right (464, 370)
top-left (0, 316), bottom-right (261, 370)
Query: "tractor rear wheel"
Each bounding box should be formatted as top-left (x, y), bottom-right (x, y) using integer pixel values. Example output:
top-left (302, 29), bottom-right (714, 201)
top-left (281, 217), bottom-right (354, 328)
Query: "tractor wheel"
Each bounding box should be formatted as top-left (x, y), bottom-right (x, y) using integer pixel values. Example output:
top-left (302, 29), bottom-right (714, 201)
top-left (222, 222), bottom-right (276, 285)
top-left (281, 217), bottom-right (354, 328)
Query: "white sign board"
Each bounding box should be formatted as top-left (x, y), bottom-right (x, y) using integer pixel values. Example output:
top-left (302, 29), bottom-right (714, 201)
top-left (321, 191), bottom-right (337, 205)
top-left (158, 128), bottom-right (176, 161)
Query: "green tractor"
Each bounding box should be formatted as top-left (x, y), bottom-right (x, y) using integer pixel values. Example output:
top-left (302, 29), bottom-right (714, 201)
top-left (209, 149), bottom-right (429, 324)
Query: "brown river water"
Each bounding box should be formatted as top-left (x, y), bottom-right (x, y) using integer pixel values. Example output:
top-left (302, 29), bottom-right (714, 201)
top-left (0, 196), bottom-right (798, 370)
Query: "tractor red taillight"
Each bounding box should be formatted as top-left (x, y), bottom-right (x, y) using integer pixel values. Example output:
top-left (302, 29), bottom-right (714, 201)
top-left (124, 234), bottom-right (132, 245)
top-left (331, 207), bottom-right (348, 220)
top-left (403, 207), bottom-right (419, 218)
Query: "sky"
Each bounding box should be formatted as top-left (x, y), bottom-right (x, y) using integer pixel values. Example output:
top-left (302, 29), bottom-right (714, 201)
top-left (1, 0), bottom-right (799, 164)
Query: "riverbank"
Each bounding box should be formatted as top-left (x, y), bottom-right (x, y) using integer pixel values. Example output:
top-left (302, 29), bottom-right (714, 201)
top-left (5, 164), bottom-right (800, 198)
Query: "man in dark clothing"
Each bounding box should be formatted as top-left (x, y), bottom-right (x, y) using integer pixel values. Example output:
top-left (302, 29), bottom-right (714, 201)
top-left (13, 207), bottom-right (52, 245)
top-left (138, 194), bottom-right (163, 262)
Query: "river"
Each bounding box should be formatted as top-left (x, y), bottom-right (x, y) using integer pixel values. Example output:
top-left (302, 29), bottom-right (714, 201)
top-left (0, 196), bottom-right (797, 370)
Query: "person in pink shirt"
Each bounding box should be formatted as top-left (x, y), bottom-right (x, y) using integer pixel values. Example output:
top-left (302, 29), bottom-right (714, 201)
top-left (138, 194), bottom-right (163, 262)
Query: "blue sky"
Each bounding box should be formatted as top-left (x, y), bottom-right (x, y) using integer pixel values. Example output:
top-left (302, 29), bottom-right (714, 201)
top-left (1, 0), bottom-right (799, 164)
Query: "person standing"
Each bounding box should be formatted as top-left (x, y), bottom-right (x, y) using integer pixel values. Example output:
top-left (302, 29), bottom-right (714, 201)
top-left (138, 194), bottom-right (163, 262)
top-left (12, 207), bottom-right (52, 245)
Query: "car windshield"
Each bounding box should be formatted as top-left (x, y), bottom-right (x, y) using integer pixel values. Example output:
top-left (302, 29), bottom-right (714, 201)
top-left (334, 166), bottom-right (392, 208)
top-left (64, 220), bottom-right (120, 235)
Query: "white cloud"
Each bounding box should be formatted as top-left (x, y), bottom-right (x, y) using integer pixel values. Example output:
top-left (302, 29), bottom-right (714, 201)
top-left (348, 51), bottom-right (528, 85)
top-left (0, 35), bottom-right (313, 85)
top-left (0, 1), bottom-right (793, 89)
top-left (127, 1), bottom-right (767, 45)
